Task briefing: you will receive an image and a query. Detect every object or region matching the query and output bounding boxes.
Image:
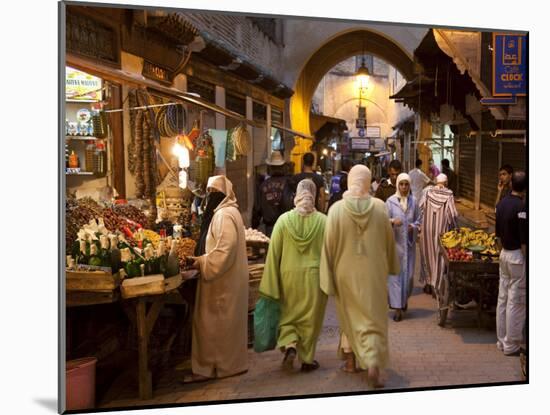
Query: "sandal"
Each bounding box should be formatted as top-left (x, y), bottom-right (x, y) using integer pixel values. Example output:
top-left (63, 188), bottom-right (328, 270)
top-left (366, 367), bottom-right (384, 389)
top-left (180, 373), bottom-right (212, 384)
top-left (393, 310), bottom-right (403, 322)
top-left (301, 360), bottom-right (320, 372)
top-left (282, 347), bottom-right (297, 370)
top-left (340, 365), bottom-right (359, 373)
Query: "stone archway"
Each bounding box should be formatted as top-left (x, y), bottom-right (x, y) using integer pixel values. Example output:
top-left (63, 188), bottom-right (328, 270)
top-left (291, 28), bottom-right (415, 136)
top-left (288, 28), bottom-right (416, 171)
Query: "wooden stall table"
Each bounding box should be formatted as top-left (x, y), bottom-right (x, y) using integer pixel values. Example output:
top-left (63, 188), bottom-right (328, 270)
top-left (120, 271), bottom-right (198, 400)
top-left (438, 242), bottom-right (500, 327)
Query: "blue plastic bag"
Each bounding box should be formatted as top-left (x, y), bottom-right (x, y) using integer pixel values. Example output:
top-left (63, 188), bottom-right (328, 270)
top-left (253, 296), bottom-right (281, 353)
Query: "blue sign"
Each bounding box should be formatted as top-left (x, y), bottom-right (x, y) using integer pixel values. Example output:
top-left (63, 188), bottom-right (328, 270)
top-left (358, 128), bottom-right (365, 137)
top-left (493, 33), bottom-right (527, 96)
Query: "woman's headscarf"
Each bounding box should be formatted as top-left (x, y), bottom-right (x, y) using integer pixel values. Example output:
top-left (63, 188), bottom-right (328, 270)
top-left (395, 173), bottom-right (411, 211)
top-left (343, 164), bottom-right (372, 200)
top-left (293, 178), bottom-right (317, 216)
top-left (435, 173), bottom-right (448, 185)
top-left (195, 175), bottom-right (238, 256)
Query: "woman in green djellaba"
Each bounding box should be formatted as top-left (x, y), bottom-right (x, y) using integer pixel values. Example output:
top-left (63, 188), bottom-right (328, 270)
top-left (259, 178), bottom-right (327, 372)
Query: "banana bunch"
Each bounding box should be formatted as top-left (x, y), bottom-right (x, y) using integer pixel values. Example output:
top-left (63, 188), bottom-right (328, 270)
top-left (441, 228), bottom-right (499, 254)
top-left (441, 229), bottom-right (462, 248)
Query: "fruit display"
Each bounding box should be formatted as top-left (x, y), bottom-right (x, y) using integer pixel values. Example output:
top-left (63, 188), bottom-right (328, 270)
top-left (65, 198), bottom-right (104, 250)
top-left (140, 229), bottom-right (161, 249)
top-left (113, 204), bottom-right (148, 228)
top-left (445, 247), bottom-right (474, 262)
top-left (441, 227), bottom-right (499, 255)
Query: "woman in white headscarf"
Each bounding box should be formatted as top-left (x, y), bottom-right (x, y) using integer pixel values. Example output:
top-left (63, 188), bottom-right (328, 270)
top-left (184, 175), bottom-right (249, 383)
top-left (386, 173), bottom-right (422, 322)
top-left (259, 179), bottom-right (328, 372)
top-left (320, 165), bottom-right (399, 388)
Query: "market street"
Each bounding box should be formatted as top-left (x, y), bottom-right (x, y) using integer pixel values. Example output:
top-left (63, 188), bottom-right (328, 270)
top-left (99, 264), bottom-right (523, 409)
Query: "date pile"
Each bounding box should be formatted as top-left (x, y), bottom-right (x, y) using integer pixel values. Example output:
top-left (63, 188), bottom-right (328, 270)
top-left (113, 204), bottom-right (148, 228)
top-left (66, 198), bottom-right (149, 250)
top-left (65, 198), bottom-right (105, 250)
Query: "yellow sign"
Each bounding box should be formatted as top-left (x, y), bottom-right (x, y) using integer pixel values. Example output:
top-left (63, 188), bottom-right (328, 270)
top-left (66, 66), bottom-right (102, 101)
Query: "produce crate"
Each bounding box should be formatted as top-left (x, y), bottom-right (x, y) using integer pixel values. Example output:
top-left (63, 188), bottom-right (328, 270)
top-left (248, 278), bottom-right (261, 312)
top-left (66, 269), bottom-right (121, 292)
top-left (121, 275), bottom-right (165, 299)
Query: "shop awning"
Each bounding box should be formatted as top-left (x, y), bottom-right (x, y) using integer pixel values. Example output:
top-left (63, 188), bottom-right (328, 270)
top-left (309, 113), bottom-right (348, 135)
top-left (66, 54), bottom-right (311, 138)
top-left (432, 29), bottom-right (491, 100)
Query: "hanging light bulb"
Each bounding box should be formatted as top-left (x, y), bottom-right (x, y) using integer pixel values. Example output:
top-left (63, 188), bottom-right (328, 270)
top-left (172, 137), bottom-right (190, 168)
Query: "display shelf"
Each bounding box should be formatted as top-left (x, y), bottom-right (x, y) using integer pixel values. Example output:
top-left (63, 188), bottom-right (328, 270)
top-left (66, 136), bottom-right (99, 141)
top-left (66, 170), bottom-right (94, 176)
top-left (66, 99), bottom-right (100, 103)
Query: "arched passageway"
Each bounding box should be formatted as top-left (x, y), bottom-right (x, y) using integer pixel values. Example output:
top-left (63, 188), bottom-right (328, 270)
top-left (288, 29), bottom-right (416, 170)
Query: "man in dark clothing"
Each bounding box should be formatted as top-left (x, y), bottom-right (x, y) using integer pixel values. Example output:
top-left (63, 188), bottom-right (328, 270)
top-left (252, 152), bottom-right (291, 236)
top-left (375, 159), bottom-right (402, 202)
top-left (287, 152), bottom-right (326, 212)
top-left (441, 158), bottom-right (458, 195)
top-left (495, 171), bottom-right (527, 357)
top-left (496, 164), bottom-right (514, 208)
top-left (328, 158), bottom-right (352, 210)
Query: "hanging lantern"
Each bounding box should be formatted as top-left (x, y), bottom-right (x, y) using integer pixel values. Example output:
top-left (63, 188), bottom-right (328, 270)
top-left (178, 170), bottom-right (188, 189)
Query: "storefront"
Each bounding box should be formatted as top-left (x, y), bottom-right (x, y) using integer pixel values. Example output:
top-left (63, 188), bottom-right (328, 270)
top-left (63, 5), bottom-right (301, 408)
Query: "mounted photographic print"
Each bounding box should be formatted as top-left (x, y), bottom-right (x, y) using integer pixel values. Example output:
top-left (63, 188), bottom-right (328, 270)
top-left (59, 1), bottom-right (528, 413)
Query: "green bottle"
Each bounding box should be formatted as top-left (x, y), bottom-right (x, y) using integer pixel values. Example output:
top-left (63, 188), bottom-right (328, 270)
top-left (88, 244), bottom-right (103, 267)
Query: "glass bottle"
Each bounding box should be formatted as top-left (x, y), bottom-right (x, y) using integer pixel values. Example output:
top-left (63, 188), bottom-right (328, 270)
top-left (85, 141), bottom-right (96, 172)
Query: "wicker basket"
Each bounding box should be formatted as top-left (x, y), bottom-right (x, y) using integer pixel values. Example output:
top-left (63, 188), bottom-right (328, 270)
top-left (248, 277), bottom-right (261, 312)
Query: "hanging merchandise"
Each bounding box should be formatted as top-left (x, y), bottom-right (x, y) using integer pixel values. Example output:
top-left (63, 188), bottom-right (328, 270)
top-left (193, 131), bottom-right (215, 187)
top-left (91, 109), bottom-right (108, 138)
top-left (226, 126), bottom-right (236, 162)
top-left (155, 103), bottom-right (186, 137)
top-left (178, 170), bottom-right (188, 190)
top-left (134, 110), bottom-right (145, 198)
top-left (188, 119), bottom-right (200, 147)
top-left (209, 129), bottom-right (228, 168)
top-left (232, 123), bottom-right (251, 156)
top-left (127, 91), bottom-right (138, 175)
top-left (166, 103), bottom-right (186, 136)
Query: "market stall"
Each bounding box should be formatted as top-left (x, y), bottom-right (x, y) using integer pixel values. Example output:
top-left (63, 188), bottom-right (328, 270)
top-left (436, 227), bottom-right (500, 327)
top-left (64, 82), bottom-right (268, 406)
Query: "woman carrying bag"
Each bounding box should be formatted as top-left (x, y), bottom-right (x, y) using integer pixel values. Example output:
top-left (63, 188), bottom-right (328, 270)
top-left (256, 179), bottom-right (327, 372)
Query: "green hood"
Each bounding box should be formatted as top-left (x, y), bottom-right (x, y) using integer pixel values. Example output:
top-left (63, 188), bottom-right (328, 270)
top-left (343, 198), bottom-right (374, 233)
top-left (282, 210), bottom-right (324, 254)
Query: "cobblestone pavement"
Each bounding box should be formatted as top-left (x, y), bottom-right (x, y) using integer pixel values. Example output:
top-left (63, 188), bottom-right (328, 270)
top-left (99, 257), bottom-right (523, 409)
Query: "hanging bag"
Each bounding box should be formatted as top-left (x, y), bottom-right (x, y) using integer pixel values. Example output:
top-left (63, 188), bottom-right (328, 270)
top-left (253, 295), bottom-right (281, 353)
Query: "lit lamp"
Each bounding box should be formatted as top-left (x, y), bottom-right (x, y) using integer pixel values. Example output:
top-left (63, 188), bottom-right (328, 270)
top-left (355, 57), bottom-right (370, 100)
top-left (172, 137), bottom-right (190, 189)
